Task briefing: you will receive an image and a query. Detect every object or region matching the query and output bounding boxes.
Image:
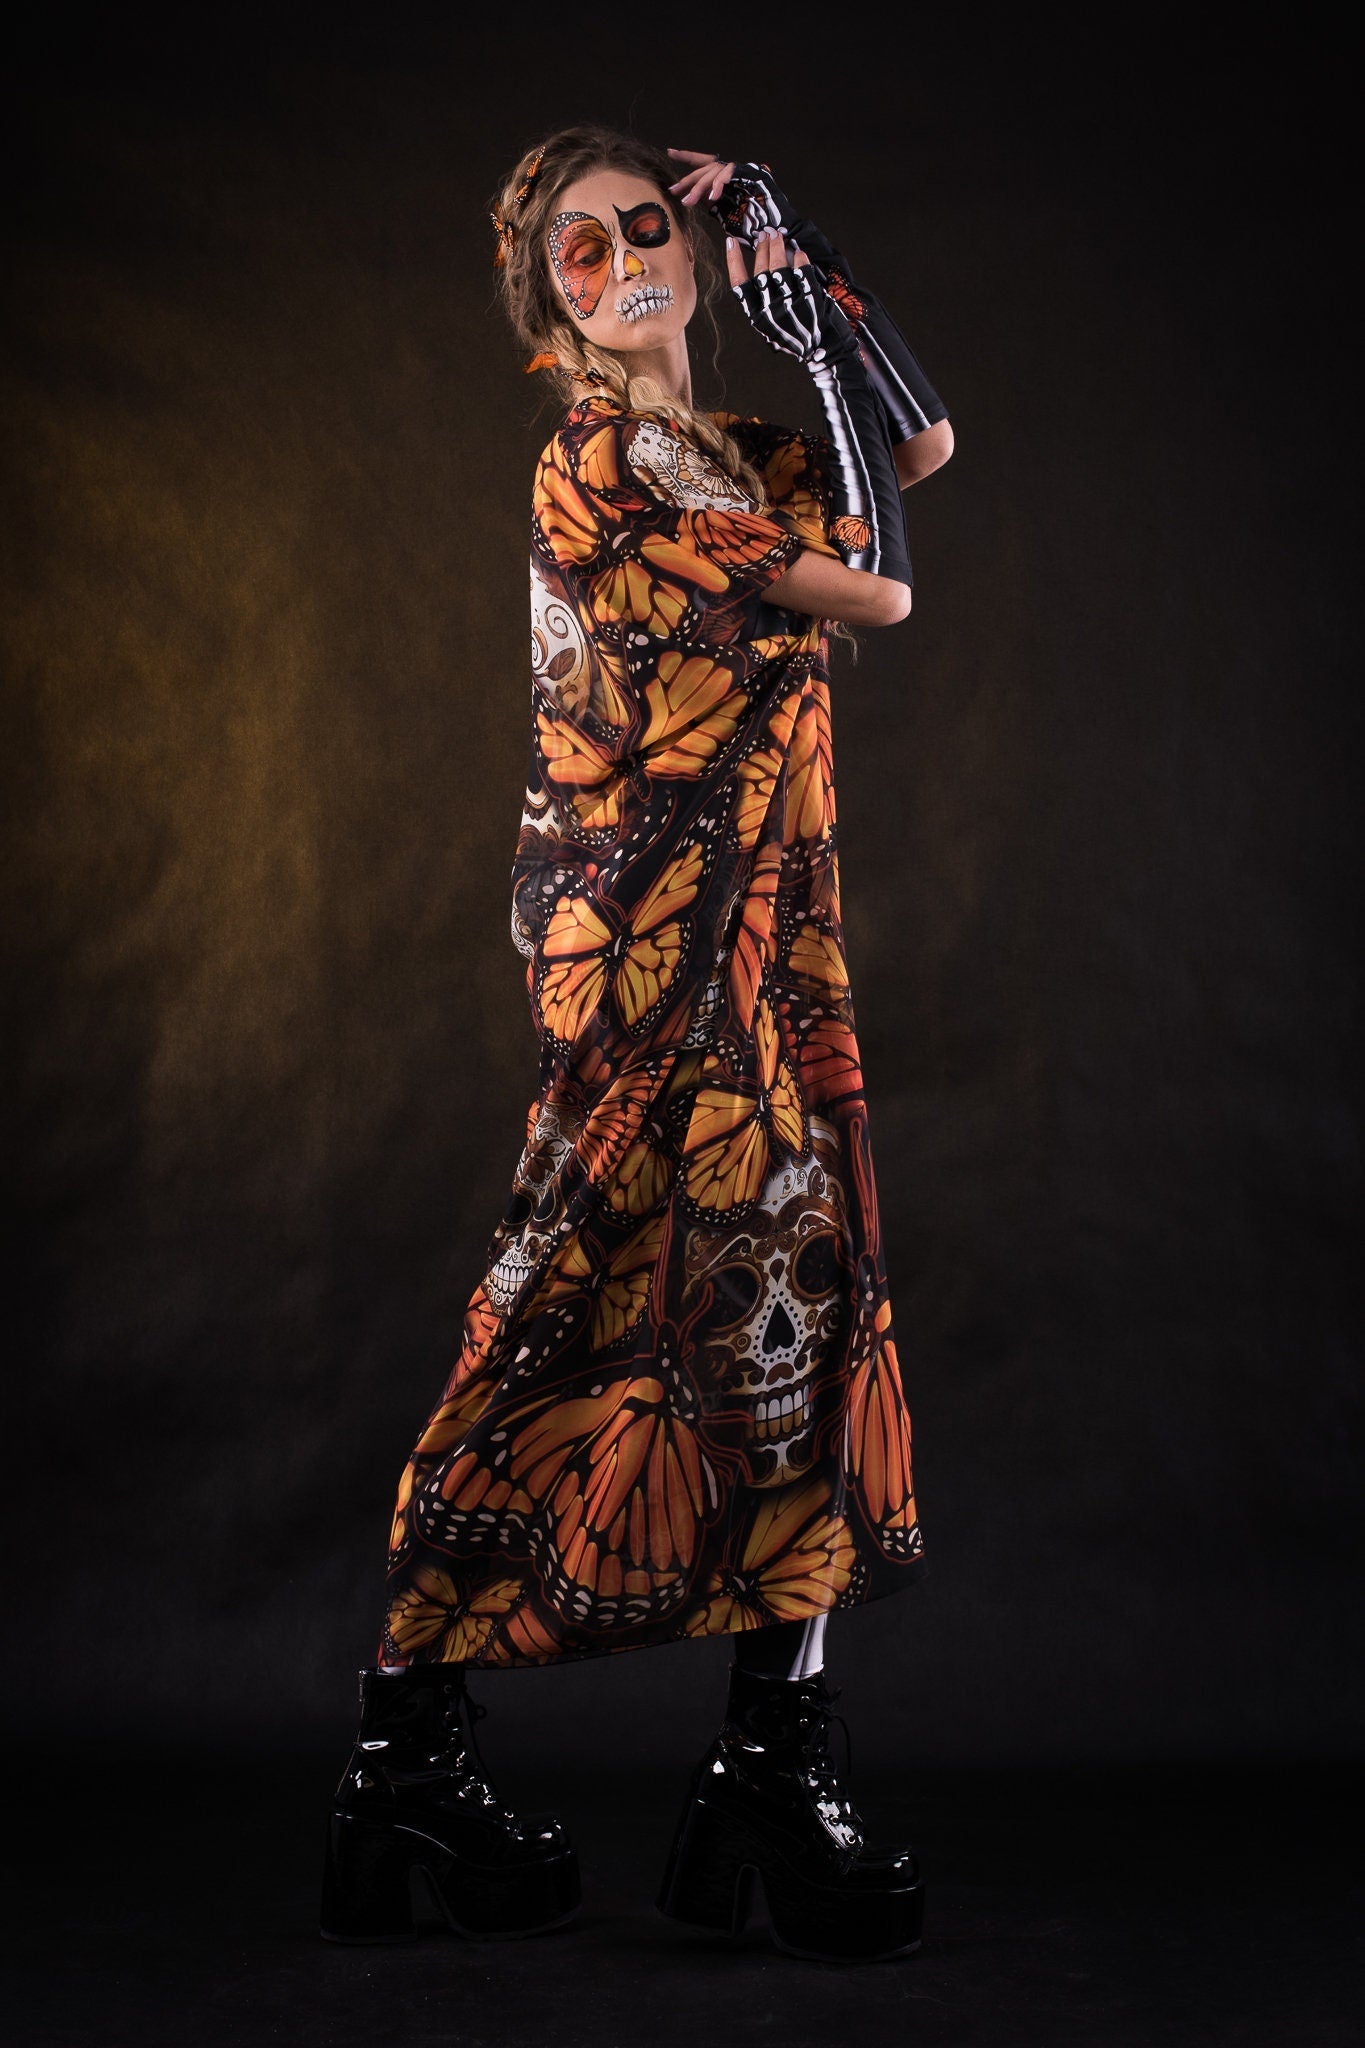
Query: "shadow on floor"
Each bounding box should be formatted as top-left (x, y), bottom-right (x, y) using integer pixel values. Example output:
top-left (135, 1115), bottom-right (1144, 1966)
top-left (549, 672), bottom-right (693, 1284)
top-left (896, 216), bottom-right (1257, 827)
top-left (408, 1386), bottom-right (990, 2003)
top-left (5, 1741), bottom-right (1360, 2047)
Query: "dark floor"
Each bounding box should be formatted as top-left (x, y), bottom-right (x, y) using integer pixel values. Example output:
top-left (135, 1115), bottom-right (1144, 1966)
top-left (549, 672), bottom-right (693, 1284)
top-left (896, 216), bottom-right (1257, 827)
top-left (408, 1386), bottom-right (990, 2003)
top-left (6, 1741), bottom-right (1360, 2047)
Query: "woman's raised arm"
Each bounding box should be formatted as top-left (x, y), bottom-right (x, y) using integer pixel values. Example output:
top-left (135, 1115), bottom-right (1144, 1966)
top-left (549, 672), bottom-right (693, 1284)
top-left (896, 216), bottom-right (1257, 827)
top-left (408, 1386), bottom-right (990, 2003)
top-left (726, 230), bottom-right (914, 588)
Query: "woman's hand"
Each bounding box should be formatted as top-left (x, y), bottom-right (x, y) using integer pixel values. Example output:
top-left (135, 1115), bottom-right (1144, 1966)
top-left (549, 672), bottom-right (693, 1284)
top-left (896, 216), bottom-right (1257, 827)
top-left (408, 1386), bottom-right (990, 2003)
top-left (672, 148), bottom-right (952, 459)
top-left (668, 151), bottom-right (792, 244)
top-left (725, 227), bottom-right (861, 376)
top-left (666, 148), bottom-right (737, 210)
top-left (725, 224), bottom-right (807, 288)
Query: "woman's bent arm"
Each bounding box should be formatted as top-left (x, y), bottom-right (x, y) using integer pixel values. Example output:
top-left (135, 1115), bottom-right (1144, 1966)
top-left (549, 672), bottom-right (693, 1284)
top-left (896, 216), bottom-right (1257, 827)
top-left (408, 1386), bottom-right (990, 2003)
top-left (895, 418), bottom-right (955, 489)
top-left (766, 549), bottom-right (912, 627)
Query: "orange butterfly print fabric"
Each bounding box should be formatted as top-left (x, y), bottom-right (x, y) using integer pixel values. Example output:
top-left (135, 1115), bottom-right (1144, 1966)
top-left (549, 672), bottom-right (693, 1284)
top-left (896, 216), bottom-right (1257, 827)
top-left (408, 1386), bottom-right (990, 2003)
top-left (378, 394), bottom-right (925, 1670)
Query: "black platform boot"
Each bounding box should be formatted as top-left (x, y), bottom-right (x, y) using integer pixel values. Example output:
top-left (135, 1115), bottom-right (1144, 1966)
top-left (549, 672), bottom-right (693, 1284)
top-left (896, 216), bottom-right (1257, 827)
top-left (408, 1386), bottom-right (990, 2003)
top-left (320, 1665), bottom-right (581, 1943)
top-left (656, 1664), bottom-right (924, 1962)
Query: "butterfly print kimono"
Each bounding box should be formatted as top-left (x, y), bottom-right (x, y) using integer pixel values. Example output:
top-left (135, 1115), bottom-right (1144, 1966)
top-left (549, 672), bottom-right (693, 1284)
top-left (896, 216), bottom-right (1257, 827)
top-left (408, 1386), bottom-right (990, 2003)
top-left (378, 392), bottom-right (926, 1670)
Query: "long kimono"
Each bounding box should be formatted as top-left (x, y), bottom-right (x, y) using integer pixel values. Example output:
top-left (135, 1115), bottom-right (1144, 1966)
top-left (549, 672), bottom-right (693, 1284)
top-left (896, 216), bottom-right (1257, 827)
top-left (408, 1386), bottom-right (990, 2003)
top-left (378, 391), bottom-right (926, 1669)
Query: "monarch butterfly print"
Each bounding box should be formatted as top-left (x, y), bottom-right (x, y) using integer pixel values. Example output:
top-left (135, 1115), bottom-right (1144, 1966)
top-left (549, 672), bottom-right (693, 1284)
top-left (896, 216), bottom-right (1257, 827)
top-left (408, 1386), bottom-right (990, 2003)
top-left (385, 1565), bottom-right (523, 1662)
top-left (683, 1473), bottom-right (857, 1635)
top-left (681, 990), bottom-right (806, 1218)
top-left (530, 1209), bottom-right (669, 1352)
top-left (379, 393), bottom-right (926, 1672)
top-left (826, 269), bottom-right (867, 326)
top-left (537, 839), bottom-right (707, 1044)
top-left (830, 512), bottom-right (873, 555)
top-left (415, 1325), bottom-right (722, 1633)
top-left (777, 989), bottom-right (865, 1109)
top-left (843, 1320), bottom-right (923, 1563)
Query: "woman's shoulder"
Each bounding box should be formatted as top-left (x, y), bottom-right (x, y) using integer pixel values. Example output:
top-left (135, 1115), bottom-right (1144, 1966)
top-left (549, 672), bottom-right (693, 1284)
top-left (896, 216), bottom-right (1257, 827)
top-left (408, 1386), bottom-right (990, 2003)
top-left (536, 396), bottom-right (632, 504)
top-left (540, 396), bottom-right (758, 516)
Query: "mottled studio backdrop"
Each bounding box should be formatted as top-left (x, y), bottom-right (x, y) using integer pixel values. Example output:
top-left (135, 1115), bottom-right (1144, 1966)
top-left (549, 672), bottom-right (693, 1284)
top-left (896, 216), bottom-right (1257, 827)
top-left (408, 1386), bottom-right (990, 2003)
top-left (4, 9), bottom-right (1359, 1769)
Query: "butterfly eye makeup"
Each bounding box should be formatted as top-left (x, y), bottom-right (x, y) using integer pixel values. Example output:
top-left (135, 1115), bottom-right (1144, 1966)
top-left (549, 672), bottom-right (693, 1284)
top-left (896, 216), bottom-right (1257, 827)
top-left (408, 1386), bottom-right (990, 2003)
top-left (548, 212), bottom-right (614, 319)
top-left (548, 199), bottom-right (676, 322)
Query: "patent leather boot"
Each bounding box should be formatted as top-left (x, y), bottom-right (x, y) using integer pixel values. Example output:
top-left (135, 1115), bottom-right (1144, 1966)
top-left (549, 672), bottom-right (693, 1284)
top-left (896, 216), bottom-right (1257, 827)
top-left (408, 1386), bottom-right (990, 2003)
top-left (656, 1664), bottom-right (924, 1962)
top-left (320, 1665), bottom-right (581, 1942)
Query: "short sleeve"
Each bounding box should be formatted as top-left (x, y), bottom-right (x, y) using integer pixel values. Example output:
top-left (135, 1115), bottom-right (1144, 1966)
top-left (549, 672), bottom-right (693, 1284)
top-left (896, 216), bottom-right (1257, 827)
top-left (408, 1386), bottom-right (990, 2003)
top-left (532, 407), bottom-right (807, 644)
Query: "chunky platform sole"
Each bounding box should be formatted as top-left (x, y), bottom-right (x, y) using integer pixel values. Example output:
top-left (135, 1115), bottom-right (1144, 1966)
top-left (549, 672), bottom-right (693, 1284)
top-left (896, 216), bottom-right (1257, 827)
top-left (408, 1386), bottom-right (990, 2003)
top-left (656, 1795), bottom-right (924, 1963)
top-left (320, 1811), bottom-right (581, 1943)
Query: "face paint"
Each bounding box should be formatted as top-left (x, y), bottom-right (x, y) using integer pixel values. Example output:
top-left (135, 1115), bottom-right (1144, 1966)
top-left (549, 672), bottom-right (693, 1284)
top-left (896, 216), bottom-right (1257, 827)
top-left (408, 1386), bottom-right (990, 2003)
top-left (549, 211), bottom-right (614, 321)
top-left (548, 197), bottom-right (675, 321)
top-left (613, 199), bottom-right (671, 248)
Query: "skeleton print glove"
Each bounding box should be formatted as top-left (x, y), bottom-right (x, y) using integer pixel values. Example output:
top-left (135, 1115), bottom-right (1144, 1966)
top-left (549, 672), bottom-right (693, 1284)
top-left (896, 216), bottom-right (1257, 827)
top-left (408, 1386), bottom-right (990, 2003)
top-left (714, 161), bottom-right (947, 445)
top-left (732, 258), bottom-right (913, 586)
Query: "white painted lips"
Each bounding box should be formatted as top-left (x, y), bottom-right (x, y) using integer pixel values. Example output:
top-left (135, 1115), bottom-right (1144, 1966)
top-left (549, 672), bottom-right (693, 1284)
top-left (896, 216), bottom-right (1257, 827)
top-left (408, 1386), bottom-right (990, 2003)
top-left (616, 283), bottom-right (674, 325)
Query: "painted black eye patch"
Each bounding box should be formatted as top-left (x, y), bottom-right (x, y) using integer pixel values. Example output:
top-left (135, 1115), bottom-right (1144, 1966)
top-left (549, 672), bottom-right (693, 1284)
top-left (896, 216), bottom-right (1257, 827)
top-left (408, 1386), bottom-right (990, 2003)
top-left (614, 200), bottom-right (671, 247)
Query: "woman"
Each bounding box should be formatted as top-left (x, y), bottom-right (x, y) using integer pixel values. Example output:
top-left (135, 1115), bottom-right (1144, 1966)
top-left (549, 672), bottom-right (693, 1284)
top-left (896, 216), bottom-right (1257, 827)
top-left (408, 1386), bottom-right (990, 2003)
top-left (320, 124), bottom-right (953, 1965)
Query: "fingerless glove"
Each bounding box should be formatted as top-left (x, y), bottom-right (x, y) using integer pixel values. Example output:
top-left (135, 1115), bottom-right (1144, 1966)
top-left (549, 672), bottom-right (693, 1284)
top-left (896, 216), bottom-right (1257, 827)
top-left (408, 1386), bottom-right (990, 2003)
top-left (715, 163), bottom-right (948, 445)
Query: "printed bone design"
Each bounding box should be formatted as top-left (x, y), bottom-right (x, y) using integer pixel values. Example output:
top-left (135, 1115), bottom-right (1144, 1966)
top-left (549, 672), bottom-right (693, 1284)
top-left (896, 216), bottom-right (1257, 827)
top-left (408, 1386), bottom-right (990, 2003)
top-left (682, 1116), bottom-right (849, 1486)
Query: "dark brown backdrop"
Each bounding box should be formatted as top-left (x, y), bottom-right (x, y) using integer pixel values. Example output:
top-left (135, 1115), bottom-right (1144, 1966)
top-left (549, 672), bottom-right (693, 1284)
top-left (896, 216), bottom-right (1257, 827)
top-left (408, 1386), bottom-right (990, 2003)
top-left (4, 8), bottom-right (1359, 1772)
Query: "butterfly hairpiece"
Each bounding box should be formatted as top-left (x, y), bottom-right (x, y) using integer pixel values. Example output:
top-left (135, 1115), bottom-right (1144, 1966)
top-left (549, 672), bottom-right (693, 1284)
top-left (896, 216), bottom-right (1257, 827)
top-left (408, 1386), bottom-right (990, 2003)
top-left (490, 145), bottom-right (546, 268)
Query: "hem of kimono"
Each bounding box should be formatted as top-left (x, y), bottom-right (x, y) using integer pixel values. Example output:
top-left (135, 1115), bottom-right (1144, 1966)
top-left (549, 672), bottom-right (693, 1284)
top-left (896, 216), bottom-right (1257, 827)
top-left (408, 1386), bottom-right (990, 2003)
top-left (387, 1551), bottom-right (929, 1676)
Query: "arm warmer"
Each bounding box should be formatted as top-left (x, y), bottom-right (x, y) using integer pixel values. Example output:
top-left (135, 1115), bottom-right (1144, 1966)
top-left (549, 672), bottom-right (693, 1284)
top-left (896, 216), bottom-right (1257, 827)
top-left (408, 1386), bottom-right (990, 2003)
top-left (714, 162), bottom-right (948, 445)
top-left (731, 263), bottom-right (913, 586)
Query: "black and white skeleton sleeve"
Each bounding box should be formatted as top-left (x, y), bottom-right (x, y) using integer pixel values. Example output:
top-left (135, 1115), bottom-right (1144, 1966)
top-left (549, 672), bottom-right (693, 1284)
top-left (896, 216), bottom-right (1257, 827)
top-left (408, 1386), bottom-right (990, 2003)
top-left (731, 261), bottom-right (913, 587)
top-left (714, 162), bottom-right (948, 445)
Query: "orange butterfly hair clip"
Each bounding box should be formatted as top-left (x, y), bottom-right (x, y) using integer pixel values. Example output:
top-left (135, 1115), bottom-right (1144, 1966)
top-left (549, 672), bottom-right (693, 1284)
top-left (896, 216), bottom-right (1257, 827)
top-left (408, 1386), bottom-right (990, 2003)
top-left (490, 144), bottom-right (546, 268)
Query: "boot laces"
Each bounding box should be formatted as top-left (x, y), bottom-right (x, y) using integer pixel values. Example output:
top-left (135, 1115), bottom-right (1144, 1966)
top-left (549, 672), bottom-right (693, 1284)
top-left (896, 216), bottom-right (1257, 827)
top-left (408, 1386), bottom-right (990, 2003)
top-left (436, 1680), bottom-right (486, 1758)
top-left (438, 1683), bottom-right (518, 1820)
top-left (794, 1685), bottom-right (854, 1792)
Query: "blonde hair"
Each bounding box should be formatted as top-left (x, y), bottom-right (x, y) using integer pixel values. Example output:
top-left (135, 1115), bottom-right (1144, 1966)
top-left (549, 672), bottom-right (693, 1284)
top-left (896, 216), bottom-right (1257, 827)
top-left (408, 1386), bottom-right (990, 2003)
top-left (490, 125), bottom-right (769, 506)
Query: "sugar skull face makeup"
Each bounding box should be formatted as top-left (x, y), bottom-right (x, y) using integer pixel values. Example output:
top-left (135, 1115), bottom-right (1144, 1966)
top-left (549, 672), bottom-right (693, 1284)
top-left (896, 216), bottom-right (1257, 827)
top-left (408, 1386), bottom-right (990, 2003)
top-left (550, 201), bottom-right (672, 319)
top-left (545, 169), bottom-right (697, 354)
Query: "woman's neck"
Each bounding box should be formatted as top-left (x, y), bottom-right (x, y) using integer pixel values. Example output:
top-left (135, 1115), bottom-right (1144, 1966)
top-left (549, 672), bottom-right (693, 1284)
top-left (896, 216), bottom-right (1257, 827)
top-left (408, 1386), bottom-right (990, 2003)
top-left (616, 332), bottom-right (694, 409)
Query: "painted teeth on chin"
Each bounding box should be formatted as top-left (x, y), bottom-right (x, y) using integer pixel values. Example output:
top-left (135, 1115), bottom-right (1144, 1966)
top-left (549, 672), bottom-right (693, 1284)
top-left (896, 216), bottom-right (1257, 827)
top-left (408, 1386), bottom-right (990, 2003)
top-left (754, 1386), bottom-right (811, 1439)
top-left (618, 287), bottom-right (671, 323)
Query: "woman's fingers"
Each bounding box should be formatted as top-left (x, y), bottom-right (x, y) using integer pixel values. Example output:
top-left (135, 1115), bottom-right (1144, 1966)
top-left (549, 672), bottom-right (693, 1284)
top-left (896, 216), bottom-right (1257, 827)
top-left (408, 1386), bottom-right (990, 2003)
top-left (668, 166), bottom-right (712, 205)
top-left (666, 150), bottom-right (717, 203)
top-left (677, 167), bottom-right (718, 207)
top-left (666, 152), bottom-right (736, 206)
top-left (753, 226), bottom-right (788, 274)
top-left (725, 234), bottom-right (749, 287)
top-left (791, 242), bottom-right (810, 268)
